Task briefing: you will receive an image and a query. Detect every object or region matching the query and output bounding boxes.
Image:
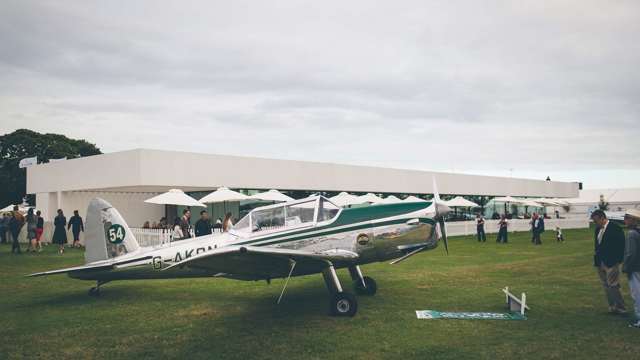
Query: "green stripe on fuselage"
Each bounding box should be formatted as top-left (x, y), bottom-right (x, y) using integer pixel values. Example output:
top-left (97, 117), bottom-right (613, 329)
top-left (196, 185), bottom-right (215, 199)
top-left (236, 201), bottom-right (433, 247)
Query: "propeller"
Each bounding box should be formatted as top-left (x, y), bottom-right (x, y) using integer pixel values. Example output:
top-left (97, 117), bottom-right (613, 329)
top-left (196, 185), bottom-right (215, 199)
top-left (432, 177), bottom-right (450, 255)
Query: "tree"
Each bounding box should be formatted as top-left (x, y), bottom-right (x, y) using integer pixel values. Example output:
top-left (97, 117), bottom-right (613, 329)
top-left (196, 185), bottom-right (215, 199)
top-left (0, 129), bottom-right (102, 207)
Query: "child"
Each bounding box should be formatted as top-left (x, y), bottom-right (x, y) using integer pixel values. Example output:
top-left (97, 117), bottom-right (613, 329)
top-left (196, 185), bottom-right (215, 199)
top-left (556, 226), bottom-right (564, 243)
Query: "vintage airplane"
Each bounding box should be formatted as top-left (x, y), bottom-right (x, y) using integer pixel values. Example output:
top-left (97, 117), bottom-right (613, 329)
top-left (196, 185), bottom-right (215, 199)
top-left (29, 182), bottom-right (451, 317)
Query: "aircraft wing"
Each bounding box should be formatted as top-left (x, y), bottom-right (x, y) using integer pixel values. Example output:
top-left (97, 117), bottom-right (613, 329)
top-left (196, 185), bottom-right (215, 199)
top-left (164, 246), bottom-right (358, 280)
top-left (27, 263), bottom-right (114, 277)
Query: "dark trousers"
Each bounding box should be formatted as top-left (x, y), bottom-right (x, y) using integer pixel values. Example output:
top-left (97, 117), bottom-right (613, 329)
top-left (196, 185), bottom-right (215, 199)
top-left (0, 228), bottom-right (6, 244)
top-left (532, 231), bottom-right (541, 245)
top-left (497, 228), bottom-right (508, 243)
top-left (11, 229), bottom-right (21, 253)
top-left (477, 226), bottom-right (486, 242)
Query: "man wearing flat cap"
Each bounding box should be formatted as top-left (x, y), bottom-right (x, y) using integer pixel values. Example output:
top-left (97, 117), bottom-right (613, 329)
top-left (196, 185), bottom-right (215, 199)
top-left (623, 208), bottom-right (640, 328)
top-left (591, 209), bottom-right (626, 314)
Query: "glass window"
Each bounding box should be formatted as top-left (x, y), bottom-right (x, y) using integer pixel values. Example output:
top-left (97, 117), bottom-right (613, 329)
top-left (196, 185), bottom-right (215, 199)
top-left (285, 201), bottom-right (316, 227)
top-left (233, 214), bottom-right (251, 233)
top-left (251, 206), bottom-right (285, 232)
top-left (318, 198), bottom-right (340, 222)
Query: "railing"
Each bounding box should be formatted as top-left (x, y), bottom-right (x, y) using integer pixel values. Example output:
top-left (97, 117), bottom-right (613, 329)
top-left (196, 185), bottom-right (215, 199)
top-left (130, 227), bottom-right (225, 248)
top-left (443, 218), bottom-right (589, 237)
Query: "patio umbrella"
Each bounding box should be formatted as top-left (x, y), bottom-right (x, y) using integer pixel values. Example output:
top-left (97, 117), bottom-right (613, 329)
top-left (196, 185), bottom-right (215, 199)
top-left (329, 192), bottom-right (362, 207)
top-left (444, 196), bottom-right (479, 208)
top-left (380, 195), bottom-right (404, 204)
top-left (403, 195), bottom-right (428, 203)
top-left (248, 189), bottom-right (294, 202)
top-left (357, 193), bottom-right (385, 204)
top-left (199, 187), bottom-right (250, 214)
top-left (492, 196), bottom-right (523, 215)
top-left (144, 189), bottom-right (205, 207)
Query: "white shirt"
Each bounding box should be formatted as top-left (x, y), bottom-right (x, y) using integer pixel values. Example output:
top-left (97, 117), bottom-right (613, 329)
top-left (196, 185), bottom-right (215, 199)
top-left (172, 225), bottom-right (184, 239)
top-left (597, 220), bottom-right (609, 244)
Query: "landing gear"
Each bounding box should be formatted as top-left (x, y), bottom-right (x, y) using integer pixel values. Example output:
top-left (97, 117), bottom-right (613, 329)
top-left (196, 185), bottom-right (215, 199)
top-left (88, 280), bottom-right (107, 297)
top-left (349, 265), bottom-right (377, 296)
top-left (330, 292), bottom-right (358, 317)
top-left (323, 264), bottom-right (358, 317)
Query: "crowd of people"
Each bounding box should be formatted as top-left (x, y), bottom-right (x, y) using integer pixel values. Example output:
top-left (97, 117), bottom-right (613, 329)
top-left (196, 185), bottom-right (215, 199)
top-left (0, 206), bottom-right (84, 255)
top-left (474, 212), bottom-right (564, 245)
top-left (141, 209), bottom-right (236, 241)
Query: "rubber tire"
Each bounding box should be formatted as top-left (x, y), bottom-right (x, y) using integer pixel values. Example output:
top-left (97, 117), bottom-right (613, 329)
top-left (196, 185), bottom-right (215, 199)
top-left (329, 292), bottom-right (358, 317)
top-left (353, 276), bottom-right (377, 296)
top-left (88, 287), bottom-right (100, 297)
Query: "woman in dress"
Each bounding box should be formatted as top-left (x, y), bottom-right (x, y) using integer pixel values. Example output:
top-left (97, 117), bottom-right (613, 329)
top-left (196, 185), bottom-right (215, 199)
top-left (222, 212), bottom-right (234, 232)
top-left (26, 208), bottom-right (38, 252)
top-left (52, 209), bottom-right (67, 254)
top-left (171, 217), bottom-right (183, 241)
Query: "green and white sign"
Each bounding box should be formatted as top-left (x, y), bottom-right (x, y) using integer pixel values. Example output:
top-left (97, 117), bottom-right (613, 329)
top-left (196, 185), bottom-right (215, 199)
top-left (107, 224), bottom-right (126, 244)
top-left (416, 310), bottom-right (526, 320)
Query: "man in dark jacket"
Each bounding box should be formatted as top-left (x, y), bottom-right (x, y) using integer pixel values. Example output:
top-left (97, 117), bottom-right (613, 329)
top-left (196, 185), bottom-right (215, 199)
top-left (194, 210), bottom-right (212, 237)
top-left (591, 210), bottom-right (626, 314)
top-left (67, 210), bottom-right (84, 248)
top-left (623, 209), bottom-right (640, 328)
top-left (9, 206), bottom-right (25, 254)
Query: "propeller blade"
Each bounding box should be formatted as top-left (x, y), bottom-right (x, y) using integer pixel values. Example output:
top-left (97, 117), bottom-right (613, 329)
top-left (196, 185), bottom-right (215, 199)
top-left (439, 218), bottom-right (449, 255)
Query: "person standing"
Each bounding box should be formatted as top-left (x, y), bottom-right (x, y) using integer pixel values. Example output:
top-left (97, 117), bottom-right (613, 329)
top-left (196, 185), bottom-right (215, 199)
top-left (222, 212), bottom-right (234, 232)
top-left (35, 210), bottom-right (44, 251)
top-left (179, 209), bottom-right (192, 239)
top-left (26, 208), bottom-right (38, 252)
top-left (67, 210), bottom-right (84, 248)
top-left (194, 210), bottom-right (212, 237)
top-left (623, 209), bottom-right (640, 328)
top-left (0, 213), bottom-right (10, 244)
top-left (591, 209), bottom-right (626, 314)
top-left (171, 217), bottom-right (184, 240)
top-left (496, 214), bottom-right (508, 243)
top-left (476, 214), bottom-right (486, 242)
top-left (9, 206), bottom-right (25, 254)
top-left (52, 209), bottom-right (67, 254)
top-left (531, 213), bottom-right (543, 245)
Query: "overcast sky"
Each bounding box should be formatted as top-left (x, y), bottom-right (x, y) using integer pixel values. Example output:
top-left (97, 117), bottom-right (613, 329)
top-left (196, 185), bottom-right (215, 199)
top-left (1, 1), bottom-right (639, 189)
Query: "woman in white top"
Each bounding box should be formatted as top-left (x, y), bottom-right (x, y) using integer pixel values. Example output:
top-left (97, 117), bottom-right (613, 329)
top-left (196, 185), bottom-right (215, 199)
top-left (172, 217), bottom-right (184, 240)
top-left (223, 212), bottom-right (234, 232)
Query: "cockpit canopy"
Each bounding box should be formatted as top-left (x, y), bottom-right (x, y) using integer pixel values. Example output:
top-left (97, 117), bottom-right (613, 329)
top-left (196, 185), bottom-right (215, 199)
top-left (232, 196), bottom-right (340, 234)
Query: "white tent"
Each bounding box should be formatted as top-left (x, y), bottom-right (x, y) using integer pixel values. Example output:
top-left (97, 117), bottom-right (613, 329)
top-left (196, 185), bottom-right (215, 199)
top-left (248, 189), bottom-right (294, 202)
top-left (444, 196), bottom-right (479, 208)
top-left (199, 187), bottom-right (249, 203)
top-left (403, 195), bottom-right (428, 203)
top-left (357, 193), bottom-right (385, 204)
top-left (381, 195), bottom-right (404, 204)
top-left (329, 192), bottom-right (362, 207)
top-left (144, 189), bottom-right (205, 207)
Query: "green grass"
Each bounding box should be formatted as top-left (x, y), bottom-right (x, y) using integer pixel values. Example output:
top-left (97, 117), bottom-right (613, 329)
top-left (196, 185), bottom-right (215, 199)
top-left (1, 227), bottom-right (639, 359)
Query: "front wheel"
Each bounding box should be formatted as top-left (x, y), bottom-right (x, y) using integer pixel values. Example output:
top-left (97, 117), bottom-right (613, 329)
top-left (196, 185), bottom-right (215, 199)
top-left (354, 276), bottom-right (377, 296)
top-left (329, 292), bottom-right (358, 317)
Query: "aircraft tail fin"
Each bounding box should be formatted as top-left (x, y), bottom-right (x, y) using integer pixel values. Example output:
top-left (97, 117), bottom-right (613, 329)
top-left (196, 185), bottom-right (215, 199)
top-left (85, 198), bottom-right (140, 264)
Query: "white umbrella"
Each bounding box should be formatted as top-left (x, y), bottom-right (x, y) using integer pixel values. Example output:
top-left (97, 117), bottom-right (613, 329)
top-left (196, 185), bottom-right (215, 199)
top-left (329, 192), bottom-right (362, 207)
top-left (403, 195), bottom-right (428, 203)
top-left (492, 196), bottom-right (524, 204)
top-left (144, 189), bottom-right (205, 207)
top-left (357, 193), bottom-right (385, 204)
top-left (444, 196), bottom-right (479, 208)
top-left (248, 189), bottom-right (294, 202)
top-left (0, 204), bottom-right (16, 212)
top-left (380, 195), bottom-right (404, 204)
top-left (199, 187), bottom-right (249, 203)
top-left (520, 199), bottom-right (543, 208)
top-left (532, 198), bottom-right (561, 206)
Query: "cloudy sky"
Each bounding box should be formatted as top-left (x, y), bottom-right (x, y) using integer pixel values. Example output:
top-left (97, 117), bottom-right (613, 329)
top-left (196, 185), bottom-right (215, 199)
top-left (1, 1), bottom-right (639, 189)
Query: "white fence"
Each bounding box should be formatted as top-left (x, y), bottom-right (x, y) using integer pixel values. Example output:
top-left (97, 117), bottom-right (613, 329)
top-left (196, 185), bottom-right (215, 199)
top-left (444, 218), bottom-right (589, 237)
top-left (130, 227), bottom-right (224, 248)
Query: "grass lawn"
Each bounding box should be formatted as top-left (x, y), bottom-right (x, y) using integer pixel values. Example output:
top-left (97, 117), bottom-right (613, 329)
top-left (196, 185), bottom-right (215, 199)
top-left (1, 226), bottom-right (638, 359)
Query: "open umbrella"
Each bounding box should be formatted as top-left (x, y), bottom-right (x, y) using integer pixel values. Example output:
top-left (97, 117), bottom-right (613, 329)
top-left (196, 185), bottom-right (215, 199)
top-left (329, 192), bottom-right (362, 207)
top-left (444, 196), bottom-right (479, 208)
top-left (357, 193), bottom-right (385, 204)
top-left (144, 189), bottom-right (205, 207)
top-left (380, 195), bottom-right (404, 204)
top-left (199, 186), bottom-right (250, 215)
top-left (248, 189), bottom-right (294, 202)
top-left (403, 195), bottom-right (429, 203)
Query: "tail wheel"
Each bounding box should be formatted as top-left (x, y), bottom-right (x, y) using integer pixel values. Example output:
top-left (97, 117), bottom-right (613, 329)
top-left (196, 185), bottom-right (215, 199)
top-left (329, 292), bottom-right (358, 317)
top-left (354, 276), bottom-right (377, 296)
